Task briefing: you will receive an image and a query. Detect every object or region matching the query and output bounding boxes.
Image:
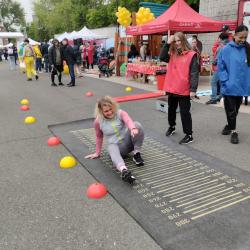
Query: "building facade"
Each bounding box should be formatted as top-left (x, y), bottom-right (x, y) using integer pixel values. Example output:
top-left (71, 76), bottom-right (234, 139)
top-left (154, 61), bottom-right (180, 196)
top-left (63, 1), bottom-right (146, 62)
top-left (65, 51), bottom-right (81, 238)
top-left (199, 0), bottom-right (239, 54)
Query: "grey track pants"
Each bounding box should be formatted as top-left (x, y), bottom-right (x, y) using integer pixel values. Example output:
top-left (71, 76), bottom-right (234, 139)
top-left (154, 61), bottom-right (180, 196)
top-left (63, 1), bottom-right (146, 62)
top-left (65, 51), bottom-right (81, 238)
top-left (107, 122), bottom-right (144, 172)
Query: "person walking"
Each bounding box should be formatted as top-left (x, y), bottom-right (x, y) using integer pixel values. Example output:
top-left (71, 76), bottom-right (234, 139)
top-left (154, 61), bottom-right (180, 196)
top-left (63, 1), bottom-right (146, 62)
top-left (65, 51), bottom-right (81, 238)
top-left (160, 32), bottom-right (199, 144)
top-left (23, 38), bottom-right (38, 81)
top-left (48, 39), bottom-right (64, 87)
top-left (218, 25), bottom-right (250, 144)
top-left (206, 33), bottom-right (229, 104)
top-left (7, 45), bottom-right (16, 70)
top-left (34, 44), bottom-right (43, 73)
top-left (86, 42), bottom-right (94, 69)
top-left (41, 40), bottom-right (50, 73)
top-left (85, 96), bottom-right (145, 184)
top-left (61, 38), bottom-right (76, 87)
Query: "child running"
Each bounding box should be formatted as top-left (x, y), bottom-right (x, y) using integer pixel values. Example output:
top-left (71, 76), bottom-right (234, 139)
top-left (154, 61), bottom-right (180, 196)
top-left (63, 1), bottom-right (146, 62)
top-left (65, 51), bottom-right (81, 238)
top-left (85, 96), bottom-right (145, 184)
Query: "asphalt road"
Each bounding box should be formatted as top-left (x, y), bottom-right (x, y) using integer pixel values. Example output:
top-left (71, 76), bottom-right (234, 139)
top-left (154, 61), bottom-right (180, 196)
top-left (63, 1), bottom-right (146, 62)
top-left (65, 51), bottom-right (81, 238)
top-left (0, 61), bottom-right (249, 250)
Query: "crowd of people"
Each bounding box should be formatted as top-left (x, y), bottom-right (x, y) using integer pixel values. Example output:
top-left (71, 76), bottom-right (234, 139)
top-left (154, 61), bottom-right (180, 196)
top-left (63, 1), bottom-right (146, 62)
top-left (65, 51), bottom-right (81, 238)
top-left (0, 24), bottom-right (249, 185)
top-left (84, 24), bottom-right (250, 184)
top-left (1, 37), bottom-right (114, 87)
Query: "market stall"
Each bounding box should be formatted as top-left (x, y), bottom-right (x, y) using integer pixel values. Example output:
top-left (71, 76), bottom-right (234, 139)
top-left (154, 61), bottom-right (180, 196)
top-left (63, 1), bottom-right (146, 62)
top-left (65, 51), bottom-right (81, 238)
top-left (124, 0), bottom-right (237, 86)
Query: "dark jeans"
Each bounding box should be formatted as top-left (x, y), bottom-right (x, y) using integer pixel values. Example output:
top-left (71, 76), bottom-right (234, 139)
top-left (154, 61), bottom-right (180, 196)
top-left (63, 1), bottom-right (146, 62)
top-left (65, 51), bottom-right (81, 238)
top-left (44, 55), bottom-right (49, 72)
top-left (51, 65), bottom-right (63, 83)
top-left (36, 58), bottom-right (42, 71)
top-left (68, 64), bottom-right (75, 85)
top-left (224, 96), bottom-right (243, 130)
top-left (168, 94), bottom-right (192, 135)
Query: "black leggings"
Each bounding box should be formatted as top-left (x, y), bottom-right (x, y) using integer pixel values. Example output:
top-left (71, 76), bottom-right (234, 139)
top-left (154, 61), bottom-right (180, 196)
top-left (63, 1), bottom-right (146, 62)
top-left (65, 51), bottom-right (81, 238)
top-left (168, 94), bottom-right (192, 135)
top-left (224, 96), bottom-right (243, 130)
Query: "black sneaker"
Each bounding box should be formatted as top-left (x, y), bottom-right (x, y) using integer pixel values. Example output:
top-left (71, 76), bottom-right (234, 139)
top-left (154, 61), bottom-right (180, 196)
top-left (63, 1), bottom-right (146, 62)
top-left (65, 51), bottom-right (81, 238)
top-left (222, 125), bottom-right (231, 135)
top-left (206, 99), bottom-right (217, 104)
top-left (58, 82), bottom-right (64, 86)
top-left (35, 75), bottom-right (39, 80)
top-left (51, 83), bottom-right (57, 87)
top-left (166, 126), bottom-right (175, 136)
top-left (230, 132), bottom-right (239, 144)
top-left (121, 169), bottom-right (136, 184)
top-left (133, 152), bottom-right (144, 166)
top-left (179, 134), bottom-right (193, 145)
top-left (67, 82), bottom-right (72, 86)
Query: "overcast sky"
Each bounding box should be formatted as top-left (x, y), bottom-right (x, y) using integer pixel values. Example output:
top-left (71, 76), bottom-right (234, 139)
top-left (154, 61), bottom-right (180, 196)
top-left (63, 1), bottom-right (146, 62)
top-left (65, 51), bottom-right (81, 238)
top-left (16, 0), bottom-right (34, 23)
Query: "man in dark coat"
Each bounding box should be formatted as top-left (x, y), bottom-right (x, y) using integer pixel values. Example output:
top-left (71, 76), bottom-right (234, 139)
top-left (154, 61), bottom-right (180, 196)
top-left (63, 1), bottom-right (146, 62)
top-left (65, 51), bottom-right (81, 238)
top-left (61, 38), bottom-right (76, 87)
top-left (41, 39), bottom-right (50, 73)
top-left (48, 39), bottom-right (64, 86)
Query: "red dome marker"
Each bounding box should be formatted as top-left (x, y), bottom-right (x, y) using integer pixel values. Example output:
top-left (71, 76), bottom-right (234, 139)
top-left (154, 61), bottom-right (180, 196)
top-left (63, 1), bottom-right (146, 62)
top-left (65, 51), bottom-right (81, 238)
top-left (47, 136), bottom-right (61, 146)
top-left (85, 91), bottom-right (93, 97)
top-left (86, 183), bottom-right (108, 199)
top-left (20, 105), bottom-right (30, 111)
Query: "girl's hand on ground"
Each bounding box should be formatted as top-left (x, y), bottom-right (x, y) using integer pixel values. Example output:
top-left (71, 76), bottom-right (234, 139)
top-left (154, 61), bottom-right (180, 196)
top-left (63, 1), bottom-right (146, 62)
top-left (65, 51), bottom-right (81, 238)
top-left (131, 128), bottom-right (139, 137)
top-left (85, 153), bottom-right (99, 159)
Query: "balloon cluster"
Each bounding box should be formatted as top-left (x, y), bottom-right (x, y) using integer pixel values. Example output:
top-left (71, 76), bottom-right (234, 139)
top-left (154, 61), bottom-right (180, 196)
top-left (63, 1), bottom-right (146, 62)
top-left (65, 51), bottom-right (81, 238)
top-left (136, 7), bottom-right (155, 25)
top-left (116, 7), bottom-right (132, 27)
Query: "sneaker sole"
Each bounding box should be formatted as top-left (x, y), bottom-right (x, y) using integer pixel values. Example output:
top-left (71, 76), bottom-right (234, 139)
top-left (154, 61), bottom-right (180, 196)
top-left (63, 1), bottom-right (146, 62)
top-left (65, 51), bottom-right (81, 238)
top-left (179, 140), bottom-right (194, 145)
top-left (166, 130), bottom-right (176, 136)
top-left (133, 158), bottom-right (144, 166)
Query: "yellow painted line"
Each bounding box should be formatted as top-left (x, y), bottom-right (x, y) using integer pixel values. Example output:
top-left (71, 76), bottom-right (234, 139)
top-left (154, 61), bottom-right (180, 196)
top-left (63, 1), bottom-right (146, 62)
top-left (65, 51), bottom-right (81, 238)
top-left (191, 196), bottom-right (250, 220)
top-left (191, 194), bottom-right (247, 215)
top-left (157, 176), bottom-right (211, 193)
top-left (152, 172), bottom-right (205, 189)
top-left (184, 192), bottom-right (242, 214)
top-left (183, 190), bottom-right (235, 210)
top-left (126, 158), bottom-right (182, 169)
top-left (131, 161), bottom-right (189, 173)
top-left (177, 188), bottom-right (234, 208)
top-left (163, 179), bottom-right (219, 197)
top-left (146, 169), bottom-right (201, 185)
top-left (136, 162), bottom-right (194, 177)
top-left (141, 166), bottom-right (194, 181)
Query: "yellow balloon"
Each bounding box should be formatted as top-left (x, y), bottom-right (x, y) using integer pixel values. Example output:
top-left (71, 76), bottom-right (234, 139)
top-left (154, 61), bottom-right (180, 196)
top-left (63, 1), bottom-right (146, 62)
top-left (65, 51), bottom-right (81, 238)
top-left (24, 116), bottom-right (36, 124)
top-left (20, 99), bottom-right (29, 105)
top-left (60, 156), bottom-right (77, 169)
top-left (125, 86), bottom-right (133, 92)
top-left (118, 6), bottom-right (122, 11)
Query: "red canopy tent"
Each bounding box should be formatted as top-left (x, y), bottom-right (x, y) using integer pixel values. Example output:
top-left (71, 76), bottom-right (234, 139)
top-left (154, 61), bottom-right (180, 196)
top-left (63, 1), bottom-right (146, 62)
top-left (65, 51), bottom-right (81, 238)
top-left (126, 0), bottom-right (237, 35)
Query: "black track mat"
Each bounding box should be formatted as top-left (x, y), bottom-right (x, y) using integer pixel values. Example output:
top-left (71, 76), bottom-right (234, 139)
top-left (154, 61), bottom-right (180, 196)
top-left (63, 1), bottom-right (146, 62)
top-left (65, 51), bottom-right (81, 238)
top-left (49, 119), bottom-right (250, 250)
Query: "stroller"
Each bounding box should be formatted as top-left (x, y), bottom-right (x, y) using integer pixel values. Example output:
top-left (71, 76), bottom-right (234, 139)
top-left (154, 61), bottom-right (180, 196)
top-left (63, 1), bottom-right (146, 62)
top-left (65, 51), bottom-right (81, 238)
top-left (98, 57), bottom-right (115, 78)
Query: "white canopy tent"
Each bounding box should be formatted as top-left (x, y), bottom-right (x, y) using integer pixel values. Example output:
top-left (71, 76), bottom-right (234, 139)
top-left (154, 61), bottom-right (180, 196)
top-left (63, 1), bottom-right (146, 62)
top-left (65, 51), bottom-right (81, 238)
top-left (0, 32), bottom-right (24, 38)
top-left (28, 38), bottom-right (40, 45)
top-left (55, 32), bottom-right (71, 42)
top-left (74, 26), bottom-right (105, 40)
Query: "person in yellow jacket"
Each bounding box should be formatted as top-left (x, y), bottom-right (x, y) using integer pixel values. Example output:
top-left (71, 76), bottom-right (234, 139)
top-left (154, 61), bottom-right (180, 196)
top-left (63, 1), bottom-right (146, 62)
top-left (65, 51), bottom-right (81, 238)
top-left (23, 38), bottom-right (38, 81)
top-left (34, 44), bottom-right (42, 73)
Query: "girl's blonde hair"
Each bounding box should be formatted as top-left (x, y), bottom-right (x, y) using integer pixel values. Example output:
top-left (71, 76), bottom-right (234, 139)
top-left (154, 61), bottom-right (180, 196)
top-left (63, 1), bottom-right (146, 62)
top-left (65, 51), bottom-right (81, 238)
top-left (95, 96), bottom-right (118, 119)
top-left (169, 32), bottom-right (191, 55)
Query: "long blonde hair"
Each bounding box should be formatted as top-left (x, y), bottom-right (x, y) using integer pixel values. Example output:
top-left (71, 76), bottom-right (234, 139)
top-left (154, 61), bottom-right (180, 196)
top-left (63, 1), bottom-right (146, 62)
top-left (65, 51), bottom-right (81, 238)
top-left (95, 96), bottom-right (118, 119)
top-left (169, 32), bottom-right (191, 55)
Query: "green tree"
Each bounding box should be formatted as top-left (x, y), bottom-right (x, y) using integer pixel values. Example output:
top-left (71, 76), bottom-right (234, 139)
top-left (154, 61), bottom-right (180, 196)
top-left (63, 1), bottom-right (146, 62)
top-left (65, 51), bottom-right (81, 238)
top-left (0, 0), bottom-right (25, 31)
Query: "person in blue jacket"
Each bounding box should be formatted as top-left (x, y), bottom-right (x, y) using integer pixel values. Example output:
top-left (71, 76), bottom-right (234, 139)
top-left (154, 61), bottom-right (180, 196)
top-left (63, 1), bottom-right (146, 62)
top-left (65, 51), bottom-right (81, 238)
top-left (218, 25), bottom-right (250, 144)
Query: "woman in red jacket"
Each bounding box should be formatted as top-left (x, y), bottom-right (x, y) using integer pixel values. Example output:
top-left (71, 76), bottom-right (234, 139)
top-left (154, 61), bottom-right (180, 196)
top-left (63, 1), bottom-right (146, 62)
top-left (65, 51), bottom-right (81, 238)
top-left (162, 32), bottom-right (199, 144)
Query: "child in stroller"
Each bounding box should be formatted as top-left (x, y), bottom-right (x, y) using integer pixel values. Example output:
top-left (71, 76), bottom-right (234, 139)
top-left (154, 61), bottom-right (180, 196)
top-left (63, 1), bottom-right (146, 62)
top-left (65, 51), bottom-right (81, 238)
top-left (98, 56), bottom-right (115, 78)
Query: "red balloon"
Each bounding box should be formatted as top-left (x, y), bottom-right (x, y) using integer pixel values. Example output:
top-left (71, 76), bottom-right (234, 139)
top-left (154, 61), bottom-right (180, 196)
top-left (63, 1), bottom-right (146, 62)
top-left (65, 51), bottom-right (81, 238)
top-left (87, 183), bottom-right (108, 199)
top-left (20, 105), bottom-right (30, 111)
top-left (47, 136), bottom-right (61, 146)
top-left (85, 91), bottom-right (93, 97)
